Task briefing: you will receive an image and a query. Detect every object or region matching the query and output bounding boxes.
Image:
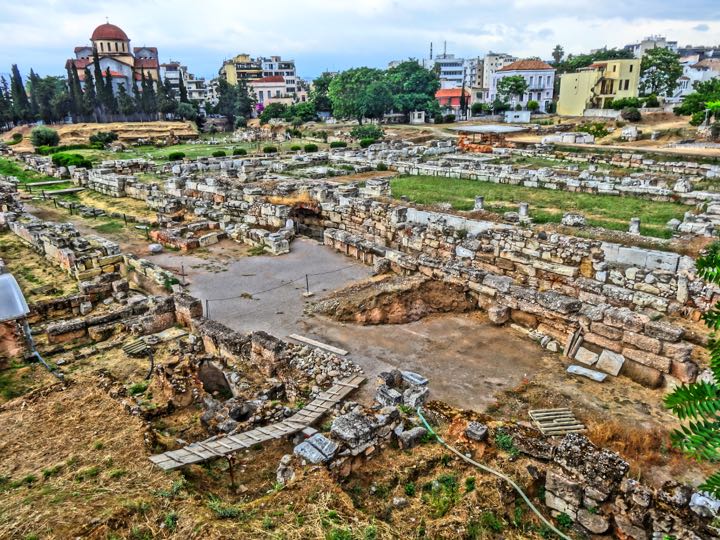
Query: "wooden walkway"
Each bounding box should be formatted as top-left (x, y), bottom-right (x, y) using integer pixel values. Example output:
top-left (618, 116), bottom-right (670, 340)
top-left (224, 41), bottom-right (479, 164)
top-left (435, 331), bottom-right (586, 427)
top-left (529, 408), bottom-right (586, 436)
top-left (148, 375), bottom-right (365, 471)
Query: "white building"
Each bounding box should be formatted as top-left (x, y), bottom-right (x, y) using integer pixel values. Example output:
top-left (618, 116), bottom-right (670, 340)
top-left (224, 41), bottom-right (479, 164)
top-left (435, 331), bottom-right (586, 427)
top-left (259, 56), bottom-right (298, 94)
top-left (625, 35), bottom-right (678, 58)
top-left (490, 59), bottom-right (555, 112)
top-left (159, 61), bottom-right (188, 97)
top-left (671, 58), bottom-right (720, 102)
top-left (471, 52), bottom-right (518, 104)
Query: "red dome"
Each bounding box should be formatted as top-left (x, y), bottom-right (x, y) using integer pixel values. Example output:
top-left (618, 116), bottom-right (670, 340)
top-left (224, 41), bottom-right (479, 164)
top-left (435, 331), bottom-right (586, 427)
top-left (91, 23), bottom-right (129, 41)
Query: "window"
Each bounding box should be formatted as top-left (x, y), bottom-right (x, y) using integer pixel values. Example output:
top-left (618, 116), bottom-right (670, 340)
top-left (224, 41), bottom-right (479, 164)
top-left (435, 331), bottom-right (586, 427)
top-left (613, 65), bottom-right (617, 72)
top-left (100, 42), bottom-right (104, 52)
top-left (115, 42), bottom-right (118, 52)
top-left (629, 64), bottom-right (633, 72)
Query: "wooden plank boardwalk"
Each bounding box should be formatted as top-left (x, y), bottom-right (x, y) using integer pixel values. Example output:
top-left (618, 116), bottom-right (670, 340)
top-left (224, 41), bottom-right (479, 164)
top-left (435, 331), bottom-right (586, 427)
top-left (529, 408), bottom-right (586, 436)
top-left (148, 375), bottom-right (365, 471)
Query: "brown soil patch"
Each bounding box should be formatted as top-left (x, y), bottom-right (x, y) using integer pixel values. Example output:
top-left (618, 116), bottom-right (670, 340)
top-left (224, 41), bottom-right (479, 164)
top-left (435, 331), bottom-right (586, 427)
top-left (312, 274), bottom-right (476, 324)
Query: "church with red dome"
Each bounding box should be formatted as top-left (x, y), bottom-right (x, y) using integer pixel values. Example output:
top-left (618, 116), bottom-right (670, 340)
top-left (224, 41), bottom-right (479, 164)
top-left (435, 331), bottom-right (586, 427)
top-left (65, 22), bottom-right (160, 92)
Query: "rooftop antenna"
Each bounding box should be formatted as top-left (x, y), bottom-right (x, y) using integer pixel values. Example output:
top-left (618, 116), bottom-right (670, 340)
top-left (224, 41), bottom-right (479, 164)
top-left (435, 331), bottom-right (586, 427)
top-left (105, 16), bottom-right (109, 23)
top-left (430, 42), bottom-right (433, 60)
top-left (444, 41), bottom-right (447, 56)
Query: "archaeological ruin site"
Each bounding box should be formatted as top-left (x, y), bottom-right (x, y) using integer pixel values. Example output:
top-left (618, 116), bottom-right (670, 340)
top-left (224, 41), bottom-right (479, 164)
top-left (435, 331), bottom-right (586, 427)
top-left (3, 121), bottom-right (720, 539)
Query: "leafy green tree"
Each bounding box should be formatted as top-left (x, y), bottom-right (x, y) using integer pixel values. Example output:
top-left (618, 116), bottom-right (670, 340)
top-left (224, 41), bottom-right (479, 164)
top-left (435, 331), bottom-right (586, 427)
top-left (555, 48), bottom-right (633, 75)
top-left (214, 79), bottom-right (254, 129)
top-left (665, 242), bottom-right (720, 497)
top-left (641, 47), bottom-right (682, 96)
top-left (527, 100), bottom-right (540, 112)
top-left (496, 75), bottom-right (529, 104)
top-left (259, 102), bottom-right (287, 124)
top-left (30, 126), bottom-right (59, 147)
top-left (286, 101), bottom-right (317, 123)
top-left (328, 67), bottom-right (391, 124)
top-left (674, 79), bottom-right (720, 119)
top-left (551, 45), bottom-right (565, 64)
top-left (309, 72), bottom-right (334, 113)
top-left (157, 77), bottom-right (178, 116)
top-left (385, 61), bottom-right (440, 116)
top-left (176, 102), bottom-right (197, 120)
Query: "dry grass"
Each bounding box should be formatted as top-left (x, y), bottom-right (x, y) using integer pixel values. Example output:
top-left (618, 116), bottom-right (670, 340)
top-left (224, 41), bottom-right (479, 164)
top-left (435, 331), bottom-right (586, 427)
top-left (586, 420), bottom-right (673, 471)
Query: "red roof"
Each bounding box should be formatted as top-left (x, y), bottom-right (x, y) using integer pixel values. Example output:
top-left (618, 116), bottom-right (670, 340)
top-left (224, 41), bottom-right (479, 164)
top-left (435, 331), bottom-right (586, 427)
top-left (435, 88), bottom-right (470, 98)
top-left (91, 23), bottom-right (129, 41)
top-left (253, 76), bottom-right (285, 83)
top-left (498, 59), bottom-right (554, 72)
top-left (67, 58), bottom-right (91, 70)
top-left (134, 47), bottom-right (158, 54)
top-left (135, 58), bottom-right (159, 69)
top-left (78, 70), bottom-right (126, 81)
top-left (74, 46), bottom-right (92, 53)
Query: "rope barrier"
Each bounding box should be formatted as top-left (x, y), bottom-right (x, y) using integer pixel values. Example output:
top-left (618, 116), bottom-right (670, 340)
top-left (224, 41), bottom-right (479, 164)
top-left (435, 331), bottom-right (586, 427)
top-left (416, 407), bottom-right (571, 540)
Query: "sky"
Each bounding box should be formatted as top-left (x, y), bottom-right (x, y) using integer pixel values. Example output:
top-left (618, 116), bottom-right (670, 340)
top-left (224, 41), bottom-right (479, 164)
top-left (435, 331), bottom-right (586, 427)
top-left (0, 0), bottom-right (718, 81)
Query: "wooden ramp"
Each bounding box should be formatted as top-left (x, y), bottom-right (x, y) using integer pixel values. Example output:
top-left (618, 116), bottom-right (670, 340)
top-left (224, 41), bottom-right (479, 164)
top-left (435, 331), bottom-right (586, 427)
top-left (529, 408), bottom-right (586, 436)
top-left (148, 375), bottom-right (365, 471)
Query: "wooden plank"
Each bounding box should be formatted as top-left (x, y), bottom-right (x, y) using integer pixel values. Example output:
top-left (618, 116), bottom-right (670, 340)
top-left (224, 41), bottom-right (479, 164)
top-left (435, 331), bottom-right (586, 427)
top-left (288, 334), bottom-right (348, 356)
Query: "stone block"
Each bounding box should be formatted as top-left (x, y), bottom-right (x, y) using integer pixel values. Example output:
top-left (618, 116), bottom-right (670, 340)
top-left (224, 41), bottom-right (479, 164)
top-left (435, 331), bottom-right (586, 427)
top-left (621, 359), bottom-right (664, 388)
top-left (465, 421), bottom-right (488, 442)
top-left (644, 320), bottom-right (684, 342)
top-left (582, 332), bottom-right (623, 353)
top-left (375, 385), bottom-right (403, 407)
top-left (488, 304), bottom-right (509, 325)
top-left (545, 491), bottom-right (578, 519)
top-left (621, 331), bottom-right (662, 354)
top-left (590, 322), bottom-right (623, 341)
top-left (574, 347), bottom-right (599, 366)
top-left (670, 360), bottom-right (699, 383)
top-left (403, 385), bottom-right (429, 408)
top-left (622, 347), bottom-right (671, 373)
top-left (577, 508), bottom-right (609, 534)
top-left (306, 433), bottom-right (338, 461)
top-left (546, 469), bottom-right (582, 506)
top-left (401, 371), bottom-right (428, 386)
top-left (398, 426), bottom-right (427, 449)
top-left (602, 307), bottom-right (649, 332)
top-left (567, 365), bottom-right (607, 382)
top-left (596, 350), bottom-right (625, 376)
top-left (662, 341), bottom-right (693, 362)
top-left (293, 441), bottom-right (328, 464)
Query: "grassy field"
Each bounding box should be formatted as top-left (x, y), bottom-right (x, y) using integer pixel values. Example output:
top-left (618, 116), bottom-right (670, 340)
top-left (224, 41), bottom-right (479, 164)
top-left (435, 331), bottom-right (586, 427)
top-left (391, 175), bottom-right (688, 238)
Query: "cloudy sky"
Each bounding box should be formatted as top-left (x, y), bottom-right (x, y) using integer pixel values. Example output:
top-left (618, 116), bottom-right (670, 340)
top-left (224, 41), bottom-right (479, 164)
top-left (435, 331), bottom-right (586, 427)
top-left (0, 0), bottom-right (718, 81)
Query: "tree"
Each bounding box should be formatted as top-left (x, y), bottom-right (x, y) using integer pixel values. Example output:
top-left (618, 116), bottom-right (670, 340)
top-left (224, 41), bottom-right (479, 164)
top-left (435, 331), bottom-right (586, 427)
top-left (82, 68), bottom-right (98, 120)
top-left (640, 47), bottom-right (682, 97)
top-left (458, 84), bottom-right (468, 119)
top-left (116, 83), bottom-right (136, 117)
top-left (675, 78), bottom-right (720, 118)
top-left (621, 107), bottom-right (642, 122)
top-left (92, 47), bottom-right (106, 115)
top-left (28, 69), bottom-right (40, 120)
top-left (309, 72), bottom-right (334, 113)
top-left (496, 75), bottom-right (529, 105)
top-left (551, 45), bottom-right (565, 65)
top-left (385, 60), bottom-right (440, 116)
top-left (157, 77), bottom-right (178, 116)
top-left (178, 77), bottom-right (188, 103)
top-left (0, 77), bottom-right (11, 129)
top-left (102, 68), bottom-right (117, 115)
top-left (527, 100), bottom-right (540, 112)
top-left (665, 242), bottom-right (720, 497)
top-left (328, 67), bottom-right (391, 124)
top-left (214, 79), bottom-right (254, 128)
top-left (285, 101), bottom-right (317, 123)
top-left (176, 102), bottom-right (197, 121)
top-left (259, 102), bottom-right (287, 124)
top-left (10, 64), bottom-right (30, 123)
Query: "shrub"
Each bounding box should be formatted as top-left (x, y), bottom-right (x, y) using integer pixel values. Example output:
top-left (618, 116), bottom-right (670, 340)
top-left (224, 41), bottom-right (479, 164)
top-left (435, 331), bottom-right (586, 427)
top-left (359, 137), bottom-right (376, 148)
top-left (526, 100), bottom-right (540, 112)
top-left (36, 143), bottom-right (100, 155)
top-left (690, 110), bottom-right (707, 126)
top-left (303, 143), bottom-right (318, 153)
top-left (234, 117), bottom-right (247, 128)
top-left (329, 141), bottom-right (347, 148)
top-left (290, 145), bottom-right (301, 151)
top-left (31, 126), bottom-right (59, 147)
top-left (470, 102), bottom-right (484, 116)
top-left (621, 107), bottom-right (642, 122)
top-left (211, 150), bottom-right (226, 157)
top-left (711, 122), bottom-right (720, 141)
top-left (263, 145), bottom-right (278, 154)
top-left (167, 151), bottom-right (185, 161)
top-left (643, 94), bottom-right (660, 108)
top-left (350, 124), bottom-right (384, 140)
top-left (610, 97), bottom-right (641, 110)
top-left (376, 162), bottom-right (388, 171)
top-left (8, 132), bottom-right (22, 145)
top-left (443, 114), bottom-right (456, 123)
top-left (577, 121), bottom-right (609, 139)
top-left (51, 152), bottom-right (92, 169)
top-left (232, 148), bottom-right (247, 156)
top-left (89, 131), bottom-right (118, 146)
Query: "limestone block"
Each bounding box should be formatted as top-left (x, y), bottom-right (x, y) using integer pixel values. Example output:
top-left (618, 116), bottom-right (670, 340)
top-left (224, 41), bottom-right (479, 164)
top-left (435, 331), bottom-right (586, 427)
top-left (622, 347), bottom-right (671, 373)
top-left (465, 421), bottom-right (488, 442)
top-left (596, 350), bottom-right (625, 376)
top-left (621, 331), bottom-right (662, 354)
top-left (574, 347), bottom-right (599, 366)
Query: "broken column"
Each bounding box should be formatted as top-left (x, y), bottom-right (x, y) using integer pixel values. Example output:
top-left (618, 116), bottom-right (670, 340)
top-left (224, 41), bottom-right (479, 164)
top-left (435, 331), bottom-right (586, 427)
top-left (629, 217), bottom-right (640, 235)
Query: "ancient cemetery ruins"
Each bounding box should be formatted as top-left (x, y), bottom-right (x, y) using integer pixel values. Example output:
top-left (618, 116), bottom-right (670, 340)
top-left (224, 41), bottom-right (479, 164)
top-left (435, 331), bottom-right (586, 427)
top-left (2, 132), bottom-right (720, 539)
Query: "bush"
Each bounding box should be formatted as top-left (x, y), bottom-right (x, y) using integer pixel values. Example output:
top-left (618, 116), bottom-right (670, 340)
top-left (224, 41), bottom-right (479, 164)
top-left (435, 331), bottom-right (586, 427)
top-left (621, 107), bottom-right (642, 122)
top-left (643, 94), bottom-right (660, 108)
top-left (8, 133), bottom-right (22, 145)
top-left (30, 126), bottom-right (59, 148)
top-left (88, 131), bottom-right (118, 146)
top-left (359, 138), bottom-right (376, 148)
top-left (51, 152), bottom-right (92, 169)
top-left (232, 148), bottom-right (247, 156)
top-left (36, 143), bottom-right (100, 155)
top-left (167, 151), bottom-right (185, 161)
top-left (526, 100), bottom-right (540, 112)
top-left (287, 128), bottom-right (303, 138)
top-left (443, 114), bottom-right (456, 123)
top-left (470, 102), bottom-right (484, 116)
top-left (711, 122), bottom-right (720, 141)
top-left (350, 125), bottom-right (384, 140)
top-left (376, 162), bottom-right (388, 171)
top-left (290, 145), bottom-right (301, 151)
top-left (577, 121), bottom-right (609, 139)
top-left (211, 150), bottom-right (226, 157)
top-left (329, 141), bottom-right (347, 148)
top-left (690, 110), bottom-right (707, 126)
top-left (610, 97), bottom-right (641, 110)
top-left (303, 143), bottom-right (318, 153)
top-left (263, 145), bottom-right (278, 154)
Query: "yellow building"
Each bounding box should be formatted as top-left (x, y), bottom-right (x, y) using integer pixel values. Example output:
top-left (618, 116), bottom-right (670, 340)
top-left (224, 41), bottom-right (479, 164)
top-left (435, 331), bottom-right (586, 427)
top-left (219, 54), bottom-right (262, 85)
top-left (557, 59), bottom-right (641, 116)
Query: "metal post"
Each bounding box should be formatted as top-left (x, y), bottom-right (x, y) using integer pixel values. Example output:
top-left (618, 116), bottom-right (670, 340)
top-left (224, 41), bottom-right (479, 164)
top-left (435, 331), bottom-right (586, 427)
top-left (205, 299), bottom-right (210, 318)
top-left (181, 263), bottom-right (185, 286)
top-left (226, 455), bottom-right (236, 490)
top-left (305, 274), bottom-right (309, 294)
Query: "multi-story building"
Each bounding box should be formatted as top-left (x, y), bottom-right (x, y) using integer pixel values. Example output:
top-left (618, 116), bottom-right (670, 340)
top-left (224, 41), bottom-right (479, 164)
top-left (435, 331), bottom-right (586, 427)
top-left (65, 22), bottom-right (160, 92)
top-left (471, 52), bottom-right (518, 104)
top-left (421, 53), bottom-right (477, 89)
top-left (435, 87), bottom-right (471, 117)
top-left (219, 54), bottom-right (299, 96)
top-left (219, 54), bottom-right (263, 85)
top-left (671, 58), bottom-right (720, 102)
top-left (557, 59), bottom-right (641, 116)
top-left (259, 56), bottom-right (298, 94)
top-left (159, 61), bottom-right (188, 96)
top-left (489, 59), bottom-right (555, 112)
top-left (624, 36), bottom-right (678, 58)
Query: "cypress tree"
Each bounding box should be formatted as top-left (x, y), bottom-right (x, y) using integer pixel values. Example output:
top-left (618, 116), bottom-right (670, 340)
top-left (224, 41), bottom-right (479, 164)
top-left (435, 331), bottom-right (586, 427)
top-left (103, 68), bottom-right (117, 114)
top-left (178, 76), bottom-right (188, 103)
top-left (28, 69), bottom-right (40, 119)
top-left (10, 64), bottom-right (30, 123)
top-left (65, 65), bottom-right (78, 120)
top-left (83, 67), bottom-right (98, 121)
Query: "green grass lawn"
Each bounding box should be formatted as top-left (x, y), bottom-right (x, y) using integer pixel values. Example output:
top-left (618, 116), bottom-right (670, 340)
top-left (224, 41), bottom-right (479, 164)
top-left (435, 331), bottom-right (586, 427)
top-left (390, 175), bottom-right (689, 239)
